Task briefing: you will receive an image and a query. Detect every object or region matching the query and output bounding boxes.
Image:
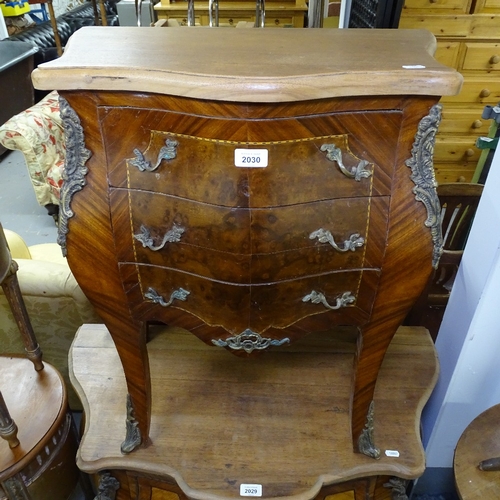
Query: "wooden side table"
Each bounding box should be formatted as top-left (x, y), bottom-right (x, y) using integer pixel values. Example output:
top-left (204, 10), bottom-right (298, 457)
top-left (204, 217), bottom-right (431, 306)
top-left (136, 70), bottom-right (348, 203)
top-left (70, 324), bottom-right (438, 500)
top-left (454, 403), bottom-right (500, 499)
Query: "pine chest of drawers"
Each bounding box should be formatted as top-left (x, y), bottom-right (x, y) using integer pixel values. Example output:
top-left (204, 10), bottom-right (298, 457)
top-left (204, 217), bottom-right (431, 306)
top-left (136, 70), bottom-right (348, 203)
top-left (399, 0), bottom-right (500, 182)
top-left (32, 27), bottom-right (461, 466)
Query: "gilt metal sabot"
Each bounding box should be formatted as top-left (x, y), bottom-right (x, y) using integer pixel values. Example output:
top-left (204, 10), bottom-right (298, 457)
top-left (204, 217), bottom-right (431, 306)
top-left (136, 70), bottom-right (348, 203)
top-left (358, 400), bottom-right (380, 459)
top-left (120, 394), bottom-right (141, 454)
top-left (94, 471), bottom-right (120, 499)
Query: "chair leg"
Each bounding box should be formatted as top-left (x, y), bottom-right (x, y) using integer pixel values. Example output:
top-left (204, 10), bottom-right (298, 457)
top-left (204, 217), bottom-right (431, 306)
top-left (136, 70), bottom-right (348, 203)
top-left (0, 266), bottom-right (44, 372)
top-left (0, 391), bottom-right (19, 449)
top-left (46, 0), bottom-right (63, 56)
top-left (45, 203), bottom-right (60, 225)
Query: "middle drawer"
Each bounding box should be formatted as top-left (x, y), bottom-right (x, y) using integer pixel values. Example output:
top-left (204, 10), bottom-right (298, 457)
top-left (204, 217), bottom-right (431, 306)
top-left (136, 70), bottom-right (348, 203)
top-left (110, 189), bottom-right (389, 283)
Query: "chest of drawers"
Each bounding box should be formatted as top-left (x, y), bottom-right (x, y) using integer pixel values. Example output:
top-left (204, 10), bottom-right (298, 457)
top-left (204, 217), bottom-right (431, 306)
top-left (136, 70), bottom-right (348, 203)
top-left (32, 27), bottom-right (461, 466)
top-left (399, 0), bottom-right (500, 182)
top-left (153, 0), bottom-right (308, 27)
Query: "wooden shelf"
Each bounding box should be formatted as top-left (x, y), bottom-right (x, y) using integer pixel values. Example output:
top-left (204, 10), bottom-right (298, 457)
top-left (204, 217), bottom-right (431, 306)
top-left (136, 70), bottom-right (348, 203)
top-left (70, 324), bottom-right (438, 500)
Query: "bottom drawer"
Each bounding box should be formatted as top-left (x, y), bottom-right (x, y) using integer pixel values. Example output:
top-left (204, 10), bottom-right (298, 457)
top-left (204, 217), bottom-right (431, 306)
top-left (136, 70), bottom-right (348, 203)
top-left (434, 162), bottom-right (477, 184)
top-left (439, 105), bottom-right (491, 136)
top-left (434, 136), bottom-right (480, 164)
top-left (119, 264), bottom-right (379, 340)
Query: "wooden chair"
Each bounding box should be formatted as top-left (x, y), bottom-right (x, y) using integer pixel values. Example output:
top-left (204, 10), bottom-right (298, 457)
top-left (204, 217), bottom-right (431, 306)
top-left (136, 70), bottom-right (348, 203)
top-left (27, 0), bottom-right (63, 56)
top-left (0, 223), bottom-right (90, 499)
top-left (405, 182), bottom-right (484, 336)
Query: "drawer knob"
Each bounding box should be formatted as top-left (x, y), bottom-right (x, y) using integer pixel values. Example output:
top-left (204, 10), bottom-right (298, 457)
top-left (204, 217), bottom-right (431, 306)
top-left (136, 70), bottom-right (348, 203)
top-left (302, 290), bottom-right (355, 311)
top-left (212, 329), bottom-right (290, 353)
top-left (480, 89), bottom-right (491, 98)
top-left (309, 228), bottom-right (365, 252)
top-left (130, 138), bottom-right (178, 172)
top-left (465, 148), bottom-right (475, 157)
top-left (320, 144), bottom-right (372, 181)
top-left (472, 119), bottom-right (483, 129)
top-left (490, 55), bottom-right (500, 65)
top-left (145, 287), bottom-right (190, 307)
top-left (134, 224), bottom-right (185, 251)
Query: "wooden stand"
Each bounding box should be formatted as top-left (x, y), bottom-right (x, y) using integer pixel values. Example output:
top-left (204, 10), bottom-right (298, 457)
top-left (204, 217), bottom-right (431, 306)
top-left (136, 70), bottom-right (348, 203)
top-left (454, 403), bottom-right (500, 499)
top-left (0, 357), bottom-right (81, 499)
top-left (70, 324), bottom-right (438, 500)
top-left (0, 223), bottom-right (88, 499)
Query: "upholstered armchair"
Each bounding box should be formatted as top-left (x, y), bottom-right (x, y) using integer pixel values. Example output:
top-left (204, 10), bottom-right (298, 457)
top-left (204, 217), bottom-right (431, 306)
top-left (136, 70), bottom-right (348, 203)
top-left (0, 91), bottom-right (64, 220)
top-left (0, 229), bottom-right (100, 409)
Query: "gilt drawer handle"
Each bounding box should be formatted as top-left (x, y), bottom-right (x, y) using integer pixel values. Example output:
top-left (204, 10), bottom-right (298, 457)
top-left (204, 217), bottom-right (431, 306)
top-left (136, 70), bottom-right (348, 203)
top-left (134, 224), bottom-right (185, 251)
top-left (145, 287), bottom-right (190, 307)
top-left (309, 229), bottom-right (365, 252)
top-left (212, 329), bottom-right (290, 353)
top-left (320, 144), bottom-right (372, 181)
top-left (302, 290), bottom-right (355, 310)
top-left (130, 139), bottom-right (178, 172)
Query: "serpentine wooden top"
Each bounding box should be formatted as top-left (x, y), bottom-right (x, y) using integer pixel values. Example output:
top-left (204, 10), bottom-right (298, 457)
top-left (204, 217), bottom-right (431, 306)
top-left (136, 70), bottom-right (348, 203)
top-left (32, 27), bottom-right (462, 102)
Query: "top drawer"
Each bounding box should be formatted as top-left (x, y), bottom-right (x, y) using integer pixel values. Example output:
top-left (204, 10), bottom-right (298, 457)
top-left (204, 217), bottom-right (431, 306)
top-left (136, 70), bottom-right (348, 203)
top-left (101, 107), bottom-right (401, 207)
top-left (402, 0), bottom-right (471, 13)
top-left (463, 43), bottom-right (500, 71)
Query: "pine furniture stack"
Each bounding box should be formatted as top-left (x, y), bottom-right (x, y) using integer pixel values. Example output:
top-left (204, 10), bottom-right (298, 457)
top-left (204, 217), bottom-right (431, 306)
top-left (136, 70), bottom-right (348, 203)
top-left (400, 0), bottom-right (500, 183)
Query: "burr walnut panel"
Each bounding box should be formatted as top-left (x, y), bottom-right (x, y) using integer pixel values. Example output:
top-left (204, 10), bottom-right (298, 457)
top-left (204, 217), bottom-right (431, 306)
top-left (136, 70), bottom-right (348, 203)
top-left (101, 108), bottom-right (402, 205)
top-left (109, 189), bottom-right (390, 282)
top-left (118, 263), bottom-right (378, 339)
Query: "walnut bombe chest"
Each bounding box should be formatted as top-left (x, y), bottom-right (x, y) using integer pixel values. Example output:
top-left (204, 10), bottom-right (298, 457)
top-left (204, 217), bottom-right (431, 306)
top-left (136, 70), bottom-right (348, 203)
top-left (32, 26), bottom-right (461, 468)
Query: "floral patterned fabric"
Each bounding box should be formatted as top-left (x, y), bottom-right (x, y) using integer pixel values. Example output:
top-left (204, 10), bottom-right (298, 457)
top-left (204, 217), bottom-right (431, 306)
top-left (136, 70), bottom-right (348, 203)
top-left (0, 91), bottom-right (65, 207)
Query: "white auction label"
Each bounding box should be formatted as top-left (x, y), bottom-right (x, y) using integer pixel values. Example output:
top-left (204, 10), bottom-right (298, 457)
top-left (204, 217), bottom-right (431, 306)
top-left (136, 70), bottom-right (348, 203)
top-left (240, 484), bottom-right (263, 497)
top-left (234, 149), bottom-right (268, 168)
top-left (385, 450), bottom-right (400, 458)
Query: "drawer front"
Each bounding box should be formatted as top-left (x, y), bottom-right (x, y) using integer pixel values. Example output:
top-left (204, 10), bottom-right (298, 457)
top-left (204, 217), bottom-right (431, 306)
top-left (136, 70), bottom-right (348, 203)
top-left (156, 13), bottom-right (203, 25)
top-left (121, 132), bottom-right (379, 206)
top-left (101, 108), bottom-right (401, 205)
top-left (468, 14), bottom-right (500, 38)
top-left (435, 41), bottom-right (461, 69)
top-left (439, 105), bottom-right (490, 135)
top-left (434, 162), bottom-right (477, 183)
top-left (398, 14), bottom-right (472, 36)
top-left (119, 264), bottom-right (378, 334)
top-left (264, 16), bottom-right (294, 26)
top-left (463, 42), bottom-right (500, 71)
top-left (110, 189), bottom-right (389, 282)
top-left (441, 77), bottom-right (500, 104)
top-left (434, 136), bottom-right (480, 163)
top-left (475, 0), bottom-right (500, 11)
top-left (402, 0), bottom-right (471, 13)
